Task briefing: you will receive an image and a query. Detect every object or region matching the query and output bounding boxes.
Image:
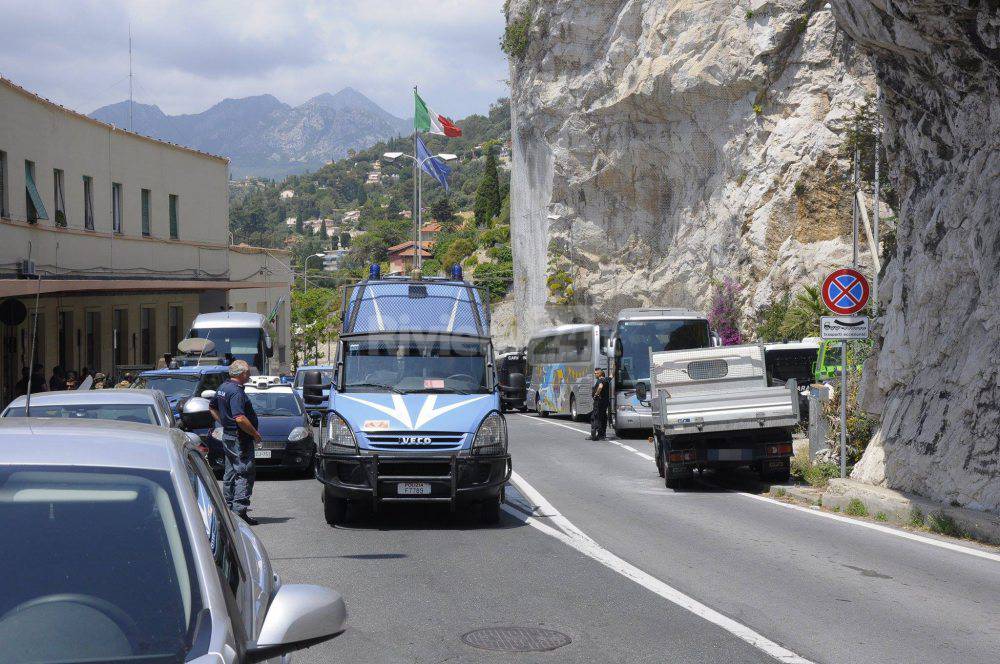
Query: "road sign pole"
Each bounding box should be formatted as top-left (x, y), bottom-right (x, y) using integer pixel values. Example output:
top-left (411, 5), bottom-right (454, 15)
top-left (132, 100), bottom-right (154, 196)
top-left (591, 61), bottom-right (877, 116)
top-left (840, 340), bottom-right (847, 478)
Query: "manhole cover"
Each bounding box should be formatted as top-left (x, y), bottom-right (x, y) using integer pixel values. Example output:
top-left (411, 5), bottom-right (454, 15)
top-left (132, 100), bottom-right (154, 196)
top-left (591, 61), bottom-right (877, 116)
top-left (461, 627), bottom-right (571, 652)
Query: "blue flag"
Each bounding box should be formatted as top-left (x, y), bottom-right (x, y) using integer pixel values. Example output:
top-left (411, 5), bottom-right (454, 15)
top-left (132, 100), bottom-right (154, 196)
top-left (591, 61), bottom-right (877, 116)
top-left (416, 135), bottom-right (452, 192)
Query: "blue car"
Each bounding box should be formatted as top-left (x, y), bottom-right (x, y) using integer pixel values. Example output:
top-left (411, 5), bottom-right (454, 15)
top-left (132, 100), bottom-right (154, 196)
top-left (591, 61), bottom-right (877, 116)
top-left (133, 365), bottom-right (231, 470)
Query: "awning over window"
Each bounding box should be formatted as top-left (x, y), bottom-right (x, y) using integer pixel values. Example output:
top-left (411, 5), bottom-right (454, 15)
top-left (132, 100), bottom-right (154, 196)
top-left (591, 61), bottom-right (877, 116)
top-left (25, 164), bottom-right (48, 220)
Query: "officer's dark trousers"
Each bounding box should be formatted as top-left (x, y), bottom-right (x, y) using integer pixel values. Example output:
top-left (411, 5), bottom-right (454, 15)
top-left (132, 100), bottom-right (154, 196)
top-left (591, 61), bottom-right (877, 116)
top-left (222, 433), bottom-right (256, 512)
top-left (591, 402), bottom-right (609, 439)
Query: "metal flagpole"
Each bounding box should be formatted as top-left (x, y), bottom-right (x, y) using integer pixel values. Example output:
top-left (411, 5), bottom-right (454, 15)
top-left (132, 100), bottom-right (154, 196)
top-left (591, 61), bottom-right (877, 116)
top-left (417, 161), bottom-right (423, 269)
top-left (413, 86), bottom-right (419, 270)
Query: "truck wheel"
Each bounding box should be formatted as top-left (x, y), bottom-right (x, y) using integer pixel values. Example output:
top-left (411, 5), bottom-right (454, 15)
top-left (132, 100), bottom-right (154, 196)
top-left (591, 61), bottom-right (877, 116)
top-left (479, 496), bottom-right (501, 525)
top-left (322, 487), bottom-right (349, 525)
top-left (655, 444), bottom-right (665, 478)
top-left (665, 474), bottom-right (682, 490)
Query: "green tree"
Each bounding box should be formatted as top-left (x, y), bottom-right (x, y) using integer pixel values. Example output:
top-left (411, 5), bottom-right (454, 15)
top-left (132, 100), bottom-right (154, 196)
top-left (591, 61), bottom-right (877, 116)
top-left (474, 148), bottom-right (502, 226)
top-left (430, 198), bottom-right (457, 227)
top-left (780, 285), bottom-right (825, 339)
top-left (754, 293), bottom-right (791, 342)
top-left (473, 261), bottom-right (513, 302)
top-left (290, 287), bottom-right (340, 366)
top-left (440, 237), bottom-right (477, 270)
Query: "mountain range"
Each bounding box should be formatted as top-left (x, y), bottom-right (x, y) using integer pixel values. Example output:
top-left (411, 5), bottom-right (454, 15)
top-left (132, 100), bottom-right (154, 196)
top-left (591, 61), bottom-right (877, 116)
top-left (90, 88), bottom-right (412, 179)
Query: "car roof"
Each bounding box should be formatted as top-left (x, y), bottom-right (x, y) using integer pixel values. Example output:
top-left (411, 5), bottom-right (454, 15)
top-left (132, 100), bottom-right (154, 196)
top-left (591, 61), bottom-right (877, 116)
top-left (245, 384), bottom-right (294, 394)
top-left (140, 366), bottom-right (230, 377)
top-left (5, 389), bottom-right (165, 408)
top-left (0, 418), bottom-right (184, 471)
top-left (191, 312), bottom-right (265, 329)
top-left (296, 365), bottom-right (335, 372)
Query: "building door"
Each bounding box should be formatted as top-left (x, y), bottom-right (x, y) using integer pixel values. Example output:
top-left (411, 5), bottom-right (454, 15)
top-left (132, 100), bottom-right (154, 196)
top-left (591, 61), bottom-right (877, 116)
top-left (140, 308), bottom-right (156, 365)
top-left (113, 308), bottom-right (129, 369)
top-left (85, 311), bottom-right (102, 372)
top-left (58, 311), bottom-right (74, 371)
top-left (168, 305), bottom-right (183, 356)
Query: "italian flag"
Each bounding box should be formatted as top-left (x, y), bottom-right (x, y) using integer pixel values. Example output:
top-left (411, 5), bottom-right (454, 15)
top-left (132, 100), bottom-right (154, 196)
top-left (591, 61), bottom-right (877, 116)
top-left (414, 91), bottom-right (462, 137)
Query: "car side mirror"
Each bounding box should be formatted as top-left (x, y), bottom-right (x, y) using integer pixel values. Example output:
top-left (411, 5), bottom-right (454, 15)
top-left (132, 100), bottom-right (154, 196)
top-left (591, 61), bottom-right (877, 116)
top-left (635, 380), bottom-right (649, 403)
top-left (180, 397), bottom-right (215, 431)
top-left (246, 584), bottom-right (347, 663)
top-left (200, 389), bottom-right (217, 400)
top-left (301, 370), bottom-right (327, 407)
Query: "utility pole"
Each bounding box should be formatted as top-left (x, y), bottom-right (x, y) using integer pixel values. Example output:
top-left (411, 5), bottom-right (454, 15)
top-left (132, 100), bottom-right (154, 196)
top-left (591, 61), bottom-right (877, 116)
top-left (872, 88), bottom-right (882, 310)
top-left (128, 24), bottom-right (134, 132)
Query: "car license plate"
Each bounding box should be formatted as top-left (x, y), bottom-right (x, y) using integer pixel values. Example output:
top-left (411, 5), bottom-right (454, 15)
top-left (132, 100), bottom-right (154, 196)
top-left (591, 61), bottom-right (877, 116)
top-left (398, 482), bottom-right (431, 495)
top-left (254, 450), bottom-right (272, 459)
top-left (716, 449), bottom-right (745, 461)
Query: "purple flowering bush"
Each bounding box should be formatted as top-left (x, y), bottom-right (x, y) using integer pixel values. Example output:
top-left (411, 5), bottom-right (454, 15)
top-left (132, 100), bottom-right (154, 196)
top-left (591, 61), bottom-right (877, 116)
top-left (708, 277), bottom-right (743, 345)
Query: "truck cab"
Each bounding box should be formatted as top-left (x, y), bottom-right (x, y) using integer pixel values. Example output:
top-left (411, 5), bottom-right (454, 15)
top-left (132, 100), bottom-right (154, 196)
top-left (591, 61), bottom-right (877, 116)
top-left (183, 312), bottom-right (274, 375)
top-left (312, 268), bottom-right (511, 525)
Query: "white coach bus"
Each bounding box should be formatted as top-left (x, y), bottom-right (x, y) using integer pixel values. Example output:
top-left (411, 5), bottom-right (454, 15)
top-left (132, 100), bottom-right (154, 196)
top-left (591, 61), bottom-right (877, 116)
top-left (525, 324), bottom-right (607, 421)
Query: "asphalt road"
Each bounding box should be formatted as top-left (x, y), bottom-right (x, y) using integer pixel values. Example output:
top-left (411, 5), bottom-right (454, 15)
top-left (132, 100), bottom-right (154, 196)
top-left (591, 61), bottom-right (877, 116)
top-left (249, 414), bottom-right (1000, 664)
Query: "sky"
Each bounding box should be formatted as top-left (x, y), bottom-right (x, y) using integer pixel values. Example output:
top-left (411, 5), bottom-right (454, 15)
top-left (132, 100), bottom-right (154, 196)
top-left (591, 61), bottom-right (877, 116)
top-left (0, 0), bottom-right (508, 119)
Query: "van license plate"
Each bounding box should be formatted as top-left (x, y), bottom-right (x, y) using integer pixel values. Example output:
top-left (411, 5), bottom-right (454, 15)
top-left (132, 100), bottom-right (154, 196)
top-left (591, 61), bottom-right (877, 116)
top-left (254, 450), bottom-right (272, 459)
top-left (398, 482), bottom-right (431, 495)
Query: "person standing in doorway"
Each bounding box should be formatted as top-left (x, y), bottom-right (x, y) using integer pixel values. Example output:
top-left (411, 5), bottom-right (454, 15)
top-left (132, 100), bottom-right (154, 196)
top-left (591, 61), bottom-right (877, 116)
top-left (209, 360), bottom-right (262, 525)
top-left (591, 368), bottom-right (611, 441)
top-left (49, 366), bottom-right (67, 391)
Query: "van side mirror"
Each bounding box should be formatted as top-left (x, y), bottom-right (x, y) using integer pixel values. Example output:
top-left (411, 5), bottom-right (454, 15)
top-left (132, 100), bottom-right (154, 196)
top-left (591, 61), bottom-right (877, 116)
top-left (246, 584), bottom-right (347, 663)
top-left (180, 397), bottom-right (215, 430)
top-left (301, 370), bottom-right (327, 406)
top-left (264, 331), bottom-right (274, 358)
top-left (710, 332), bottom-right (722, 347)
top-left (506, 372), bottom-right (525, 392)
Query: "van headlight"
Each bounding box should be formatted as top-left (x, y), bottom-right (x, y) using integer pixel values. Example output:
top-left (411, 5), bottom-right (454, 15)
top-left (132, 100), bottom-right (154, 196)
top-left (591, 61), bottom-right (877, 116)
top-left (471, 412), bottom-right (507, 456)
top-left (288, 426), bottom-right (311, 442)
top-left (323, 413), bottom-right (358, 454)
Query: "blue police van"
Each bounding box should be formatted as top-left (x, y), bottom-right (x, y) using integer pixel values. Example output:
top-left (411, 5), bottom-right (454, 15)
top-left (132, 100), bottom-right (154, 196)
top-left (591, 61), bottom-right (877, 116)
top-left (308, 266), bottom-right (512, 525)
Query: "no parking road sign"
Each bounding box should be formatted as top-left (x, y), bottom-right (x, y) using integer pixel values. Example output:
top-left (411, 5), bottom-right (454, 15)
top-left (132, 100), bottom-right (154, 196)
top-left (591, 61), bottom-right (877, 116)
top-left (822, 268), bottom-right (869, 315)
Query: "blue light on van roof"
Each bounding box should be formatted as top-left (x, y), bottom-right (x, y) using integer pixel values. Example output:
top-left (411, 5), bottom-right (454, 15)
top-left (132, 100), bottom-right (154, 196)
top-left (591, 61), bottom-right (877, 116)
top-left (369, 264), bottom-right (381, 280)
top-left (451, 264), bottom-right (463, 281)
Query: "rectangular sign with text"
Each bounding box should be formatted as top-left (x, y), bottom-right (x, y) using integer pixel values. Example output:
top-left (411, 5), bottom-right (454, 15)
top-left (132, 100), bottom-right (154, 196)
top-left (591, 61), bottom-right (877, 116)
top-left (821, 316), bottom-right (870, 340)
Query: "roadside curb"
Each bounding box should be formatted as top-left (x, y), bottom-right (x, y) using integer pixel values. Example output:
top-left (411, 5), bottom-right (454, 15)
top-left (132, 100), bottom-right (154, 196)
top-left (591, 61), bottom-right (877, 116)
top-left (821, 478), bottom-right (1000, 545)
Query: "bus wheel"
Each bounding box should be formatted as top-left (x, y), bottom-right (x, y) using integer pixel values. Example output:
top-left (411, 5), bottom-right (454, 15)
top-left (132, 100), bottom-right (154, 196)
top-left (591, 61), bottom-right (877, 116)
top-left (570, 396), bottom-right (582, 422)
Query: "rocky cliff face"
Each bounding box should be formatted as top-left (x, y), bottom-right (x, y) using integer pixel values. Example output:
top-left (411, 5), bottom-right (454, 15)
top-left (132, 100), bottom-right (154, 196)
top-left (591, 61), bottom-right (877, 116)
top-left (829, 1), bottom-right (1000, 511)
top-left (508, 0), bottom-right (875, 336)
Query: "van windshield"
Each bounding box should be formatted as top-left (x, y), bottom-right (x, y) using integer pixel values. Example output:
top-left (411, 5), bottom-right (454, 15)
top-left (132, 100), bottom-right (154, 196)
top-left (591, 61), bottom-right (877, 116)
top-left (189, 327), bottom-right (262, 367)
top-left (343, 335), bottom-right (490, 394)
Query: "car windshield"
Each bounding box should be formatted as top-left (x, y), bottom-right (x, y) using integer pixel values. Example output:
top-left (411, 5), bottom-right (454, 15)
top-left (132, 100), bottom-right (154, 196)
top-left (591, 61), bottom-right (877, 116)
top-left (4, 403), bottom-right (160, 426)
top-left (0, 466), bottom-right (202, 663)
top-left (294, 370), bottom-right (335, 389)
top-left (343, 335), bottom-right (490, 393)
top-left (616, 319), bottom-right (710, 387)
top-left (247, 391), bottom-right (302, 416)
top-left (189, 327), bottom-right (262, 367)
top-left (133, 375), bottom-right (199, 401)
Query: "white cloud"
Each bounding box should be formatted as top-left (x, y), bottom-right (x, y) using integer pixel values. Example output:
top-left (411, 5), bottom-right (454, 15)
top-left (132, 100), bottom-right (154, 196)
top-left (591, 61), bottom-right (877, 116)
top-left (0, 0), bottom-right (508, 118)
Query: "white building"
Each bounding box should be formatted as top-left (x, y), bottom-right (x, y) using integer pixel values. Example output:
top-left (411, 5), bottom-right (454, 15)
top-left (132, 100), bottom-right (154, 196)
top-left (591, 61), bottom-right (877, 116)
top-left (0, 76), bottom-right (291, 403)
top-left (280, 189), bottom-right (295, 199)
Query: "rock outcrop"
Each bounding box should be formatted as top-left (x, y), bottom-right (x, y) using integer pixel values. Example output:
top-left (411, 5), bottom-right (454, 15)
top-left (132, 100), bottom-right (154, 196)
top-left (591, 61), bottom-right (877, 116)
top-left (830, 0), bottom-right (1000, 511)
top-left (508, 0), bottom-right (874, 335)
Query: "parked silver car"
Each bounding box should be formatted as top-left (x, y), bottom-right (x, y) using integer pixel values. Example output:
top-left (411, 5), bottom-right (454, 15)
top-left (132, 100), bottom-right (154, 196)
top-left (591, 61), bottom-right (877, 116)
top-left (2, 388), bottom-right (175, 427)
top-left (0, 418), bottom-right (347, 663)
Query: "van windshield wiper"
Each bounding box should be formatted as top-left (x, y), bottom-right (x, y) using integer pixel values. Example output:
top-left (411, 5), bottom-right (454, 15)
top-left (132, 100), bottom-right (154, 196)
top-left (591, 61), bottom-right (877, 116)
top-left (344, 382), bottom-right (401, 393)
top-left (399, 387), bottom-right (472, 395)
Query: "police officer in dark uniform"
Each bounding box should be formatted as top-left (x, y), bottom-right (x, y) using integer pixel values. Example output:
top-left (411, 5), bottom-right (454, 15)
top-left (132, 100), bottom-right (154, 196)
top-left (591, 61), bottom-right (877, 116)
top-left (209, 359), bottom-right (262, 524)
top-left (591, 368), bottom-right (611, 440)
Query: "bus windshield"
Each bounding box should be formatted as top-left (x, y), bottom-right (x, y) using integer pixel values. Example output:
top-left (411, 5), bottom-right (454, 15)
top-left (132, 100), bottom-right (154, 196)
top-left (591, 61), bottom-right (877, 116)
top-left (342, 335), bottom-right (490, 394)
top-left (615, 319), bottom-right (710, 387)
top-left (189, 327), bottom-right (262, 368)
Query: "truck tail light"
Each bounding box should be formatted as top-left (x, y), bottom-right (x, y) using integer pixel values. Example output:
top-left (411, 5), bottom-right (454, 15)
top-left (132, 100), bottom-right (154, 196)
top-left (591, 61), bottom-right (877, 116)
top-left (765, 443), bottom-right (793, 456)
top-left (667, 450), bottom-right (696, 463)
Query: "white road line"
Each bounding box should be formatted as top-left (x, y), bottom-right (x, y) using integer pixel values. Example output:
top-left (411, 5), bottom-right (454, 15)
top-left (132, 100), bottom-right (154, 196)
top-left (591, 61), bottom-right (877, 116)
top-left (518, 414), bottom-right (1000, 563)
top-left (518, 414), bottom-right (655, 461)
top-left (508, 471), bottom-right (594, 541)
top-left (737, 491), bottom-right (1000, 564)
top-left (502, 476), bottom-right (813, 664)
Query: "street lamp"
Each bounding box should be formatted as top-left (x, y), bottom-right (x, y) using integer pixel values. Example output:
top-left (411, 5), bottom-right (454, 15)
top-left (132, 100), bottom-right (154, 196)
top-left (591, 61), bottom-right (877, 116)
top-left (383, 150), bottom-right (458, 269)
top-left (303, 252), bottom-right (324, 293)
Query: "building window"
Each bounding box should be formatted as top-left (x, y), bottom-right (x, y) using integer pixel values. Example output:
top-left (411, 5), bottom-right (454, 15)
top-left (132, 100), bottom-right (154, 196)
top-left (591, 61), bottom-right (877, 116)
top-left (53, 169), bottom-right (67, 226)
top-left (112, 182), bottom-right (123, 233)
top-left (25, 161), bottom-right (47, 223)
top-left (169, 194), bottom-right (179, 239)
top-left (0, 150), bottom-right (9, 218)
top-left (168, 305), bottom-right (182, 355)
top-left (58, 310), bottom-right (74, 371)
top-left (83, 176), bottom-right (94, 230)
top-left (114, 308), bottom-right (129, 366)
top-left (141, 188), bottom-right (151, 236)
top-left (85, 311), bottom-right (102, 371)
top-left (140, 307), bottom-right (156, 365)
